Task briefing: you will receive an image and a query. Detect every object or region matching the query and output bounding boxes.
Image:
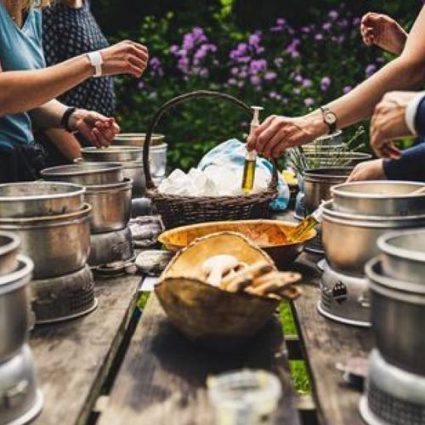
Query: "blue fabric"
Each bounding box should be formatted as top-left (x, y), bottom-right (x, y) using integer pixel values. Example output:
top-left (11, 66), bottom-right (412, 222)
top-left (383, 142), bottom-right (425, 181)
top-left (0, 4), bottom-right (45, 149)
top-left (197, 139), bottom-right (290, 210)
top-left (415, 96), bottom-right (425, 138)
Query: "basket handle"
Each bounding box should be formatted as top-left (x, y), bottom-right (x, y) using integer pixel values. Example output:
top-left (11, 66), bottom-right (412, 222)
top-left (143, 90), bottom-right (278, 190)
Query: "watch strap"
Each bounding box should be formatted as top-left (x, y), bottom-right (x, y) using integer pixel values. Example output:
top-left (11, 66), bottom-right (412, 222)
top-left (87, 51), bottom-right (103, 78)
top-left (61, 107), bottom-right (78, 133)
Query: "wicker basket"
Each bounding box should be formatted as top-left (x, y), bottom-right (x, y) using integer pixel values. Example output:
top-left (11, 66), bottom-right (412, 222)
top-left (142, 90), bottom-right (278, 229)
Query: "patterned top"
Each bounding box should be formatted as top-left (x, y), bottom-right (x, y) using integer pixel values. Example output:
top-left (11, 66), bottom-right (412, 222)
top-left (42, 1), bottom-right (116, 116)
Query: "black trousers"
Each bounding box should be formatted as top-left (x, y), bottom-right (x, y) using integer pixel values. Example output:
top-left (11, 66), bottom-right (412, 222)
top-left (0, 143), bottom-right (47, 183)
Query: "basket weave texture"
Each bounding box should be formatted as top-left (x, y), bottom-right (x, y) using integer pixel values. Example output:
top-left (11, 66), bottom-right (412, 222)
top-left (142, 90), bottom-right (278, 229)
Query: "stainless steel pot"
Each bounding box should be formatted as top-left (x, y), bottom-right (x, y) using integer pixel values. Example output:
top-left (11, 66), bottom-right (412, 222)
top-left (303, 167), bottom-right (352, 214)
top-left (89, 226), bottom-right (134, 267)
top-left (322, 201), bottom-right (425, 276)
top-left (41, 162), bottom-right (124, 186)
top-left (331, 181), bottom-right (425, 216)
top-left (81, 146), bottom-right (143, 163)
top-left (0, 182), bottom-right (85, 218)
top-left (378, 229), bottom-right (425, 284)
top-left (85, 179), bottom-right (132, 234)
top-left (366, 258), bottom-right (425, 375)
top-left (0, 231), bottom-right (20, 276)
top-left (0, 205), bottom-right (92, 279)
top-left (113, 133), bottom-right (165, 147)
top-left (122, 161), bottom-right (145, 197)
top-left (0, 255), bottom-right (33, 362)
top-left (0, 344), bottom-right (43, 425)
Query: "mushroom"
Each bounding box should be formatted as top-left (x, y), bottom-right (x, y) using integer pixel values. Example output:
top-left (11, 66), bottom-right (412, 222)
top-left (201, 255), bottom-right (240, 287)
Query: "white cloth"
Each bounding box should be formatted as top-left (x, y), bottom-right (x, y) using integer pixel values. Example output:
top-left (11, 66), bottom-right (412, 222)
top-left (405, 91), bottom-right (425, 136)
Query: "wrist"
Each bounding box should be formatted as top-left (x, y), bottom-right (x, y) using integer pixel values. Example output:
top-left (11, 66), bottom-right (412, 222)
top-left (67, 108), bottom-right (86, 132)
top-left (306, 110), bottom-right (329, 138)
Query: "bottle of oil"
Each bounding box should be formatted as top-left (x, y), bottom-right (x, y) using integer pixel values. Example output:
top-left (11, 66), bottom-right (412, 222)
top-left (287, 202), bottom-right (324, 242)
top-left (242, 106), bottom-right (263, 194)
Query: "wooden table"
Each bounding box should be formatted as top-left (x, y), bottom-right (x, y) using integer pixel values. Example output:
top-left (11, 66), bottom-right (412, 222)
top-left (28, 249), bottom-right (373, 425)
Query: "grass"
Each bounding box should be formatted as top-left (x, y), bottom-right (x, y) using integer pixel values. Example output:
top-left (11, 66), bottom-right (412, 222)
top-left (138, 292), bottom-right (311, 394)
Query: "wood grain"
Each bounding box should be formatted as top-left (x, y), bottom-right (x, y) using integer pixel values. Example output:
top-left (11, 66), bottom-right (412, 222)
top-left (97, 294), bottom-right (301, 425)
top-left (291, 254), bottom-right (373, 425)
top-left (30, 274), bottom-right (141, 425)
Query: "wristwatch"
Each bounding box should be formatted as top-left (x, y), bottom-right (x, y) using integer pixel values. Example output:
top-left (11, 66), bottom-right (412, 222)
top-left (320, 106), bottom-right (337, 134)
top-left (87, 51), bottom-right (104, 78)
top-left (61, 107), bottom-right (78, 133)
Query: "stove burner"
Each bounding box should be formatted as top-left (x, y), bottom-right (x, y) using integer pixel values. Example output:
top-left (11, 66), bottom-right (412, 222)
top-left (93, 255), bottom-right (137, 277)
top-left (318, 265), bottom-right (371, 327)
top-left (32, 265), bottom-right (97, 324)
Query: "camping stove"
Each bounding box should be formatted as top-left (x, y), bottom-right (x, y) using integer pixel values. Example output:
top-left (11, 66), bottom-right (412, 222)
top-left (0, 344), bottom-right (43, 425)
top-left (318, 264), bottom-right (371, 327)
top-left (360, 349), bottom-right (425, 425)
top-left (88, 226), bottom-right (134, 270)
top-left (31, 265), bottom-right (96, 324)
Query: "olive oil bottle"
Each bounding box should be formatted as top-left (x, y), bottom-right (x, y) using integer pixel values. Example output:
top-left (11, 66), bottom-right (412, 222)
top-left (242, 106), bottom-right (263, 194)
top-left (287, 203), bottom-right (324, 242)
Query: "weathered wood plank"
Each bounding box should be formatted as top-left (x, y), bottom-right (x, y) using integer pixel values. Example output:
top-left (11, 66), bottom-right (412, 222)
top-left (97, 294), bottom-right (301, 425)
top-left (291, 254), bottom-right (373, 425)
top-left (30, 274), bottom-right (141, 425)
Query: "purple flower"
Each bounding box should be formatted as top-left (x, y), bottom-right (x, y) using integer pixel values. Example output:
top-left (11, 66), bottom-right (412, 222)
top-left (264, 71), bottom-right (277, 81)
top-left (249, 32), bottom-right (262, 47)
top-left (138, 81), bottom-right (145, 90)
top-left (250, 75), bottom-right (261, 86)
top-left (285, 39), bottom-right (301, 59)
top-left (304, 97), bottom-right (315, 107)
top-left (170, 45), bottom-right (179, 54)
top-left (322, 22), bottom-right (331, 31)
top-left (249, 59), bottom-right (267, 74)
top-left (352, 17), bottom-right (361, 26)
top-left (328, 10), bottom-right (338, 20)
top-left (343, 85), bottom-right (353, 94)
top-left (315, 33), bottom-right (324, 41)
top-left (320, 76), bottom-right (331, 91)
top-left (302, 78), bottom-right (313, 88)
top-left (365, 63), bottom-right (377, 77)
top-left (294, 74), bottom-right (303, 83)
top-left (228, 78), bottom-right (238, 86)
top-left (271, 17), bottom-right (286, 32)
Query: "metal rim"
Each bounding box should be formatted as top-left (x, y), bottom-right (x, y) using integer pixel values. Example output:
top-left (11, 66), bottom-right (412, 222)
top-left (85, 178), bottom-right (133, 192)
top-left (314, 130), bottom-right (343, 142)
top-left (0, 182), bottom-right (85, 202)
top-left (304, 152), bottom-right (371, 159)
top-left (331, 180), bottom-right (425, 200)
top-left (303, 167), bottom-right (353, 181)
top-left (323, 201), bottom-right (425, 225)
top-left (317, 301), bottom-right (371, 327)
top-left (377, 229), bottom-right (425, 263)
top-left (0, 231), bottom-right (20, 256)
top-left (366, 257), bottom-right (425, 297)
top-left (82, 146), bottom-right (143, 154)
top-left (114, 133), bottom-right (165, 140)
top-left (0, 255), bottom-right (33, 292)
top-left (0, 204), bottom-right (92, 227)
top-left (5, 390), bottom-right (44, 425)
top-left (41, 162), bottom-right (123, 177)
top-left (359, 396), bottom-right (387, 425)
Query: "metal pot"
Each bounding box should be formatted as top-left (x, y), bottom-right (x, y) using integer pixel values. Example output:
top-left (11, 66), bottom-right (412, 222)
top-left (89, 226), bottom-right (134, 268)
top-left (312, 130), bottom-right (343, 146)
top-left (150, 143), bottom-right (168, 179)
top-left (0, 205), bottom-right (92, 279)
top-left (81, 146), bottom-right (143, 163)
top-left (122, 161), bottom-right (145, 197)
top-left (0, 344), bottom-right (43, 425)
top-left (331, 181), bottom-right (425, 216)
top-left (303, 152), bottom-right (372, 169)
top-left (322, 201), bottom-right (425, 276)
top-left (366, 258), bottom-right (425, 375)
top-left (0, 182), bottom-right (85, 218)
top-left (41, 162), bottom-right (124, 186)
top-left (303, 167), bottom-right (352, 214)
top-left (0, 231), bottom-right (20, 276)
top-left (85, 179), bottom-right (132, 234)
top-left (0, 255), bottom-right (33, 362)
top-left (378, 229), bottom-right (425, 284)
top-left (113, 133), bottom-right (165, 147)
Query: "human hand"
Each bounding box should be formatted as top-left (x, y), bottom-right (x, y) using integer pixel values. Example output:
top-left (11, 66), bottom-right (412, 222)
top-left (347, 159), bottom-right (385, 182)
top-left (99, 40), bottom-right (149, 78)
top-left (247, 114), bottom-right (327, 159)
top-left (360, 12), bottom-right (407, 55)
top-left (371, 91), bottom-right (417, 159)
top-left (69, 109), bottom-right (120, 148)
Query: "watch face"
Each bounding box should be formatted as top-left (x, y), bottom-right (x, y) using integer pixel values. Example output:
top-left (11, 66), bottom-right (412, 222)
top-left (325, 112), bottom-right (337, 125)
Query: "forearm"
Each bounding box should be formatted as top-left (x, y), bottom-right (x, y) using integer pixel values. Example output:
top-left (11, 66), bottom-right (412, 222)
top-left (43, 129), bottom-right (82, 161)
top-left (29, 100), bottom-right (67, 129)
top-left (0, 55), bottom-right (92, 116)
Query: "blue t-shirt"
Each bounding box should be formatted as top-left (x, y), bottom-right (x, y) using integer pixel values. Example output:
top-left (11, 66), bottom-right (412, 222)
top-left (0, 4), bottom-right (46, 149)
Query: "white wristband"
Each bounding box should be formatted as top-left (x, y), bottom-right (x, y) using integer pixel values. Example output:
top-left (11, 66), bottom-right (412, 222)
top-left (87, 51), bottom-right (103, 78)
top-left (405, 92), bottom-right (425, 136)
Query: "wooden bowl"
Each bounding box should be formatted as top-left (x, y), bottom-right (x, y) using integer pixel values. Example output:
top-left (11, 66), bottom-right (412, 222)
top-left (158, 220), bottom-right (316, 267)
top-left (155, 232), bottom-right (281, 348)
